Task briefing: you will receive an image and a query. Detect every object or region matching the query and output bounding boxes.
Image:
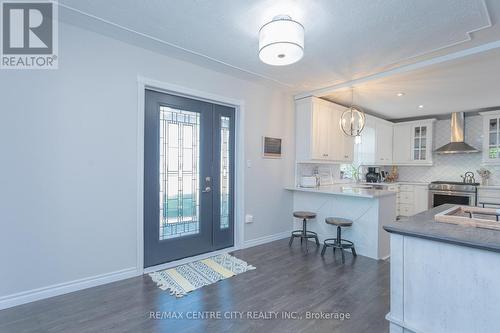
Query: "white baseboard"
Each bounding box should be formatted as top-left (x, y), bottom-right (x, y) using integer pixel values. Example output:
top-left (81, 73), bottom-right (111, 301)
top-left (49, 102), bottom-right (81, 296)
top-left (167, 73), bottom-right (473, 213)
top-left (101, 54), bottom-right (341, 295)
top-left (243, 230), bottom-right (292, 249)
top-left (0, 267), bottom-right (139, 311)
top-left (0, 232), bottom-right (291, 311)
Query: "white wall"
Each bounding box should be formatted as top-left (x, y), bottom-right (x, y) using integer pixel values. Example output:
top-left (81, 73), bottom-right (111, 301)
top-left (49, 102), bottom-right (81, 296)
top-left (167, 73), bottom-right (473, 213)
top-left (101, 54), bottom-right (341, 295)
top-left (0, 22), bottom-right (295, 299)
top-left (398, 115), bottom-right (500, 184)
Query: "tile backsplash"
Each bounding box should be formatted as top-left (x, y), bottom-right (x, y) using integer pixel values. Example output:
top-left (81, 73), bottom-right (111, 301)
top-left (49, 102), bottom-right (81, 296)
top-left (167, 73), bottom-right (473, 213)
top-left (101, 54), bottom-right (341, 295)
top-left (296, 163), bottom-right (340, 186)
top-left (398, 115), bottom-right (500, 184)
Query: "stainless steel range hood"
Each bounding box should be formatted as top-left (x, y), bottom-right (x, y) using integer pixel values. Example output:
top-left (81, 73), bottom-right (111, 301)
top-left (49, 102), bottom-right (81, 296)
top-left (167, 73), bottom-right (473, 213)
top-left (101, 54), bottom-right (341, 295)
top-left (434, 112), bottom-right (480, 154)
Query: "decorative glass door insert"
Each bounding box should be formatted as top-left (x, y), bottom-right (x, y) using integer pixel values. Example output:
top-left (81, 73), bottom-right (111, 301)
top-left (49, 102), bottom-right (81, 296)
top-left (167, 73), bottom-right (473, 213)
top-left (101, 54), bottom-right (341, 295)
top-left (220, 116), bottom-right (230, 230)
top-left (159, 106), bottom-right (200, 240)
top-left (413, 126), bottom-right (427, 160)
top-left (489, 118), bottom-right (500, 159)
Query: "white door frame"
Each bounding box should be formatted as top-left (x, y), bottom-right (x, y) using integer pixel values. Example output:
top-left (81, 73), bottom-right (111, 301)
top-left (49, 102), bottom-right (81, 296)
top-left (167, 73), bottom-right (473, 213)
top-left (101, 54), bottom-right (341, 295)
top-left (136, 76), bottom-right (245, 274)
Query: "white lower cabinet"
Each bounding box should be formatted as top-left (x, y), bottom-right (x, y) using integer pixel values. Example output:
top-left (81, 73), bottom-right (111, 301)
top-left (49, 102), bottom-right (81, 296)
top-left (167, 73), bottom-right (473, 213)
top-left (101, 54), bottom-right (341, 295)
top-left (387, 185), bottom-right (399, 217)
top-left (477, 187), bottom-right (500, 206)
top-left (392, 183), bottom-right (429, 217)
top-left (398, 204), bottom-right (413, 216)
top-left (399, 190), bottom-right (414, 203)
top-left (414, 185), bottom-right (429, 213)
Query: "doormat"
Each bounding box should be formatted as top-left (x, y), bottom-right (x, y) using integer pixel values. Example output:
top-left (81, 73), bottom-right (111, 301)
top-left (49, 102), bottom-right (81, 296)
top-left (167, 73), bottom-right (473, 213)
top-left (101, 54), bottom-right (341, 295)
top-left (149, 253), bottom-right (256, 297)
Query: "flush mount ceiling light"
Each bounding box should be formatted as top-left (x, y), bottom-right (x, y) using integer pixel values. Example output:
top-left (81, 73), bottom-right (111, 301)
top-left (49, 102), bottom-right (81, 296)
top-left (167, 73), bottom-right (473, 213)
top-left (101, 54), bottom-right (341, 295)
top-left (259, 15), bottom-right (304, 66)
top-left (340, 88), bottom-right (366, 144)
top-left (396, 92), bottom-right (405, 97)
top-left (418, 105), bottom-right (424, 109)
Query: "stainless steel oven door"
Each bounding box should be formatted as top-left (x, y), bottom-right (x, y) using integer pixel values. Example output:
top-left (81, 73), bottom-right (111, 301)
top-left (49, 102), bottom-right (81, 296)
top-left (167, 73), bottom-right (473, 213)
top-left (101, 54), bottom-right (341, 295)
top-left (429, 190), bottom-right (476, 208)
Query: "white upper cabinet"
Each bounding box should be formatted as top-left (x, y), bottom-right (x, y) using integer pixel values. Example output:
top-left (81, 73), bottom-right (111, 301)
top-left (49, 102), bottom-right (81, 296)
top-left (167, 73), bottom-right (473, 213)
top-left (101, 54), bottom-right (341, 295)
top-left (355, 122), bottom-right (376, 165)
top-left (341, 132), bottom-right (355, 162)
top-left (377, 121), bottom-right (394, 164)
top-left (480, 111), bottom-right (500, 165)
top-left (311, 100), bottom-right (332, 160)
top-left (392, 124), bottom-right (412, 164)
top-left (392, 119), bottom-right (435, 166)
top-left (296, 98), bottom-right (434, 166)
top-left (355, 115), bottom-right (393, 166)
top-left (295, 97), bottom-right (354, 163)
top-left (331, 102), bottom-right (355, 162)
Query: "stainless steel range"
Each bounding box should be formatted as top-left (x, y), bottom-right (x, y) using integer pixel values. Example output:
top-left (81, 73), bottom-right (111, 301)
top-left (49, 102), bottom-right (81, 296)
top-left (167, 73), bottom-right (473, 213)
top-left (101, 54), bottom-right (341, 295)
top-left (428, 181), bottom-right (479, 208)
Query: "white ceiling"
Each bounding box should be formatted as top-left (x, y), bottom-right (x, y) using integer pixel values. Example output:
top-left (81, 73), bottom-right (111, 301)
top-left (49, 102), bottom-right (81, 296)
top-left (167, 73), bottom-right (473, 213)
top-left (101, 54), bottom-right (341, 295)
top-left (59, 0), bottom-right (500, 92)
top-left (323, 47), bottom-right (500, 120)
top-left (58, 0), bottom-right (500, 118)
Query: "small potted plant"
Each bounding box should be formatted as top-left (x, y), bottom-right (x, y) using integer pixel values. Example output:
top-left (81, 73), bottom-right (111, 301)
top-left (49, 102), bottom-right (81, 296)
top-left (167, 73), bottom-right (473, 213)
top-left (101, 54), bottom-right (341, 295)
top-left (477, 168), bottom-right (491, 186)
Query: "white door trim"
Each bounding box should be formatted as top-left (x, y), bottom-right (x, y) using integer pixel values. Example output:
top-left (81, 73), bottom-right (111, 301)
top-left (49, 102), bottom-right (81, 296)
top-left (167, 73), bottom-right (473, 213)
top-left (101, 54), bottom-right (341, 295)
top-left (136, 76), bottom-right (246, 274)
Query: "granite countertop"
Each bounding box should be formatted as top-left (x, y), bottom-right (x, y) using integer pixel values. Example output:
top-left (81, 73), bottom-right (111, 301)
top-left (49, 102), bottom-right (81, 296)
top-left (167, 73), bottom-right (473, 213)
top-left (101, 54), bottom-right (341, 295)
top-left (384, 204), bottom-right (500, 253)
top-left (285, 184), bottom-right (396, 198)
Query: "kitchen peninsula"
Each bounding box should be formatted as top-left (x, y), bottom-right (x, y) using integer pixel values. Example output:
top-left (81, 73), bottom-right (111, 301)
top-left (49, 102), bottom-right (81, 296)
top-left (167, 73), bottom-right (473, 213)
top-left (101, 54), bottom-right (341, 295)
top-left (286, 184), bottom-right (397, 260)
top-left (384, 205), bottom-right (500, 333)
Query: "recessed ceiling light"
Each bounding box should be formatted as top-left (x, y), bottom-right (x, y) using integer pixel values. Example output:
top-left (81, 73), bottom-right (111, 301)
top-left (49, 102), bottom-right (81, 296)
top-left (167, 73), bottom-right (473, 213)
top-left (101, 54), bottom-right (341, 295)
top-left (396, 92), bottom-right (405, 97)
top-left (418, 105), bottom-right (424, 109)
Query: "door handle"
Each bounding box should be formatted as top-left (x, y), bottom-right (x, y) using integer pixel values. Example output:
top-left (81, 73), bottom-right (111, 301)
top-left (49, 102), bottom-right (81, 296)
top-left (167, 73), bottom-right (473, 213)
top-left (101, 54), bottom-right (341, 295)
top-left (202, 176), bottom-right (212, 193)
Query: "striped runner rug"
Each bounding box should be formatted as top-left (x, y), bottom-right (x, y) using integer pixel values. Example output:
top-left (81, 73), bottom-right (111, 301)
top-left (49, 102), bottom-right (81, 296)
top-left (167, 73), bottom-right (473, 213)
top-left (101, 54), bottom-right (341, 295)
top-left (149, 253), bottom-right (256, 297)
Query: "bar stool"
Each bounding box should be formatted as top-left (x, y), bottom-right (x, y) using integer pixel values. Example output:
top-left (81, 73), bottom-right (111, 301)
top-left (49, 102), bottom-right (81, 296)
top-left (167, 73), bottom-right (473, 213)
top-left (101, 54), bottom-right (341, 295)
top-left (321, 217), bottom-right (357, 263)
top-left (289, 211), bottom-right (319, 252)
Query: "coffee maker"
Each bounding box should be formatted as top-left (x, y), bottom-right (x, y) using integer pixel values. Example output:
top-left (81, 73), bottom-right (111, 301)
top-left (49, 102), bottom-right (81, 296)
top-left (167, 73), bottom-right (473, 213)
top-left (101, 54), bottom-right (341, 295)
top-left (365, 167), bottom-right (381, 183)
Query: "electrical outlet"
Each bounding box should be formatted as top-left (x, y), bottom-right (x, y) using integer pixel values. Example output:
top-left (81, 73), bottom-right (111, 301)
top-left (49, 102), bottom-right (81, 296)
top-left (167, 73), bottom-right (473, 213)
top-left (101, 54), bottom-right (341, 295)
top-left (245, 214), bottom-right (254, 223)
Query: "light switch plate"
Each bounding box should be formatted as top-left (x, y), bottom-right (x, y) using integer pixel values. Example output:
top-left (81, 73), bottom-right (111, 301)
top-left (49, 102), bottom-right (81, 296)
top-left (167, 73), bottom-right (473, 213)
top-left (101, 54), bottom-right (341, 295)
top-left (245, 214), bottom-right (254, 223)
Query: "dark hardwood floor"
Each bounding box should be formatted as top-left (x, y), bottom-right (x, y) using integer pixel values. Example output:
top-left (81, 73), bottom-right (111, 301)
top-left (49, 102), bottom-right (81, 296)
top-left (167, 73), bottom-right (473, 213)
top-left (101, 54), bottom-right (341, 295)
top-left (0, 239), bottom-right (390, 333)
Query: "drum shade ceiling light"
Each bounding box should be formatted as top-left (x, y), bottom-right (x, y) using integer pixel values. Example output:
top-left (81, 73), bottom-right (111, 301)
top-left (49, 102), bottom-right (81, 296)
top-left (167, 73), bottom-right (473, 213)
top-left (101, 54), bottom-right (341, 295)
top-left (259, 15), bottom-right (304, 66)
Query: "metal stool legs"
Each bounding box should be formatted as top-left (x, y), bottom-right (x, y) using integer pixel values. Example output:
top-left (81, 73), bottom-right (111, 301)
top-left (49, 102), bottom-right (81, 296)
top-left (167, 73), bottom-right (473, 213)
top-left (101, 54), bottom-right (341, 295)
top-left (289, 218), bottom-right (320, 252)
top-left (321, 226), bottom-right (357, 263)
